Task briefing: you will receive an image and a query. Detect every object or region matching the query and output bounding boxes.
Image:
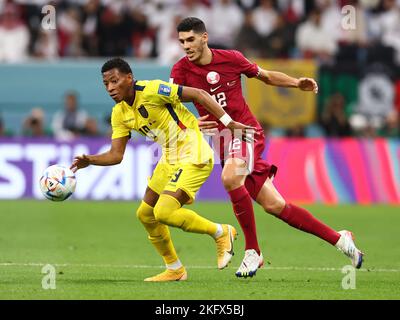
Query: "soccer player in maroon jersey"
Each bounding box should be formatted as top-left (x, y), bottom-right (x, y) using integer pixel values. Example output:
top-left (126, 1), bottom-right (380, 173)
top-left (170, 17), bottom-right (364, 278)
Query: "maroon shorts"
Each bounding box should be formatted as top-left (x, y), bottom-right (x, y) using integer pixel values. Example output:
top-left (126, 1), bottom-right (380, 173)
top-left (212, 130), bottom-right (277, 200)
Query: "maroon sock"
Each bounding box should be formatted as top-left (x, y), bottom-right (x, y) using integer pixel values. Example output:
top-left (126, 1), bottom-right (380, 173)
top-left (278, 203), bottom-right (340, 245)
top-left (228, 186), bottom-right (260, 254)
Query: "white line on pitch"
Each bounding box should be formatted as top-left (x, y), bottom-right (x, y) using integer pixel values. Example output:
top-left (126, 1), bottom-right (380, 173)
top-left (0, 262), bottom-right (398, 273)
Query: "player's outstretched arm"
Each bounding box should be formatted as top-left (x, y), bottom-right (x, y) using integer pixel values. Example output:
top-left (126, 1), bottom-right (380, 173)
top-left (257, 68), bottom-right (318, 94)
top-left (70, 136), bottom-right (129, 172)
top-left (179, 86), bottom-right (255, 135)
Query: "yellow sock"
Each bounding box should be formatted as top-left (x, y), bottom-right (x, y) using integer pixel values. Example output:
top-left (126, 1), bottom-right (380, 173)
top-left (136, 201), bottom-right (179, 266)
top-left (154, 194), bottom-right (217, 236)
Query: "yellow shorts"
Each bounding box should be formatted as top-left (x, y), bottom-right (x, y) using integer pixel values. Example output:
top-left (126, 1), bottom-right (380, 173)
top-left (148, 158), bottom-right (214, 204)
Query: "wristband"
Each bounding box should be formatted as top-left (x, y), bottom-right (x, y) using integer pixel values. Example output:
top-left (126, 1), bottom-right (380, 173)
top-left (219, 113), bottom-right (232, 127)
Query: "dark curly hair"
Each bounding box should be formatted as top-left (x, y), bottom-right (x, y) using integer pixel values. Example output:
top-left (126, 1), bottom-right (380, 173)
top-left (101, 58), bottom-right (132, 74)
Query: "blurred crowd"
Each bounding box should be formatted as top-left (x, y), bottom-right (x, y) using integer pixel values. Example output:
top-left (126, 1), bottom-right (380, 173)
top-left (0, 0), bottom-right (399, 138)
top-left (0, 91), bottom-right (108, 139)
top-left (0, 0), bottom-right (399, 64)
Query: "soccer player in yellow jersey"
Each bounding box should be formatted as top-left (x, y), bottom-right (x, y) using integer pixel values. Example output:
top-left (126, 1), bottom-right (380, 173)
top-left (70, 58), bottom-right (253, 281)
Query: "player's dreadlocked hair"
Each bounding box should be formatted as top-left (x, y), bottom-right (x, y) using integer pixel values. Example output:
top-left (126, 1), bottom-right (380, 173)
top-left (177, 17), bottom-right (207, 34)
top-left (101, 58), bottom-right (132, 74)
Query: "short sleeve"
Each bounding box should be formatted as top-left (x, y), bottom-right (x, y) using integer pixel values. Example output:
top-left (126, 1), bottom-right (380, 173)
top-left (232, 50), bottom-right (260, 78)
top-left (111, 107), bottom-right (130, 139)
top-left (145, 80), bottom-right (182, 106)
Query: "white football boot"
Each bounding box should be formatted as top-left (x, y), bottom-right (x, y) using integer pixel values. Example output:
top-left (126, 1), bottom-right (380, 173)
top-left (335, 230), bottom-right (364, 269)
top-left (235, 249), bottom-right (264, 278)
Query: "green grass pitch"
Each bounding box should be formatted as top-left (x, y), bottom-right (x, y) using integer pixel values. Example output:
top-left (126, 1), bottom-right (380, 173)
top-left (0, 200), bottom-right (399, 300)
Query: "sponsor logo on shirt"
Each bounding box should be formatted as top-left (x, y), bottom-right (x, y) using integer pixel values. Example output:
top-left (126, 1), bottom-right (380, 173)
top-left (158, 84), bottom-right (171, 96)
top-left (206, 71), bottom-right (220, 85)
top-left (210, 85), bottom-right (222, 92)
top-left (227, 80), bottom-right (237, 87)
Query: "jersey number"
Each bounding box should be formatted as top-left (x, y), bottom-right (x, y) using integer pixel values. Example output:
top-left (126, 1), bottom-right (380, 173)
top-left (211, 92), bottom-right (227, 108)
top-left (171, 169), bottom-right (183, 183)
top-left (138, 125), bottom-right (157, 139)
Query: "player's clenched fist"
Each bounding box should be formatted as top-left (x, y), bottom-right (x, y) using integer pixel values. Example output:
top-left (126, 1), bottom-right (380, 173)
top-left (297, 77), bottom-right (318, 94)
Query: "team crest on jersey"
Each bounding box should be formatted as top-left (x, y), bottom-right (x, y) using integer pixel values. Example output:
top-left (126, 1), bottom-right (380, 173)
top-left (158, 84), bottom-right (171, 96)
top-left (138, 105), bottom-right (149, 118)
top-left (206, 71), bottom-right (220, 85)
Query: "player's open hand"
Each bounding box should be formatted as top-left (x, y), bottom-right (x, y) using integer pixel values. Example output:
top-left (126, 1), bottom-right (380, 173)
top-left (198, 115), bottom-right (219, 136)
top-left (227, 121), bottom-right (256, 143)
top-left (298, 78), bottom-right (318, 94)
top-left (70, 154), bottom-right (90, 173)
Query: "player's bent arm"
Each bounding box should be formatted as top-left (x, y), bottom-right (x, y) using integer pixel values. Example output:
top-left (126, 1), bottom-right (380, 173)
top-left (179, 86), bottom-right (255, 136)
top-left (257, 68), bottom-right (299, 88)
top-left (87, 136), bottom-right (129, 165)
top-left (180, 86), bottom-right (227, 120)
top-left (71, 136), bottom-right (129, 171)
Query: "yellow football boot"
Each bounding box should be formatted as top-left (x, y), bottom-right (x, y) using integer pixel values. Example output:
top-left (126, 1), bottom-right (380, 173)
top-left (144, 266), bottom-right (187, 282)
top-left (215, 224), bottom-right (237, 269)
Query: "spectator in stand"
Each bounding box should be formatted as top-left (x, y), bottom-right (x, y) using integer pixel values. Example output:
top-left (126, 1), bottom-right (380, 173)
top-left (180, 0), bottom-right (210, 25)
top-left (33, 28), bottom-right (59, 59)
top-left (295, 8), bottom-right (338, 62)
top-left (128, 8), bottom-right (155, 58)
top-left (320, 93), bottom-right (352, 137)
top-left (379, 0), bottom-right (400, 65)
top-left (318, 0), bottom-right (342, 44)
top-left (81, 0), bottom-right (104, 56)
top-left (58, 5), bottom-right (86, 57)
top-left (97, 6), bottom-right (131, 56)
top-left (277, 0), bottom-right (307, 24)
top-left (252, 0), bottom-right (278, 39)
top-left (157, 12), bottom-right (185, 65)
top-left (52, 91), bottom-right (88, 140)
top-left (263, 13), bottom-right (295, 58)
top-left (207, 0), bottom-right (244, 49)
top-left (0, 2), bottom-right (30, 62)
top-left (82, 117), bottom-right (101, 137)
top-left (234, 10), bottom-right (262, 58)
top-left (22, 107), bottom-right (52, 137)
top-left (236, 0), bottom-right (259, 11)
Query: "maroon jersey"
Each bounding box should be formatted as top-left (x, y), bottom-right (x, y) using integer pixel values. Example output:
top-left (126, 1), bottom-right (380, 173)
top-left (170, 49), bottom-right (262, 131)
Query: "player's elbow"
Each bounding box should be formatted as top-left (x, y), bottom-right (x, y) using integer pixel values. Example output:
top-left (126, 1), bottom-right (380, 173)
top-left (112, 153), bottom-right (124, 164)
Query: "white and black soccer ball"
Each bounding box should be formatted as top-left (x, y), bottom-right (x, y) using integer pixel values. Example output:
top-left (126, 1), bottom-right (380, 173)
top-left (39, 165), bottom-right (76, 201)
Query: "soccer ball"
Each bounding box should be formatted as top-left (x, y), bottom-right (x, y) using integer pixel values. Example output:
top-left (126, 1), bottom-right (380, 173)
top-left (39, 165), bottom-right (76, 201)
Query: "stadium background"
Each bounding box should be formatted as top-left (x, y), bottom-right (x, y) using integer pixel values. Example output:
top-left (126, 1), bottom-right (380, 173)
top-left (0, 0), bottom-right (399, 300)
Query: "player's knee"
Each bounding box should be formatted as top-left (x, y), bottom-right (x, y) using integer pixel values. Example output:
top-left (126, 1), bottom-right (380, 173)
top-left (136, 202), bottom-right (155, 224)
top-left (221, 173), bottom-right (243, 191)
top-left (263, 198), bottom-right (286, 215)
top-left (153, 202), bottom-right (170, 224)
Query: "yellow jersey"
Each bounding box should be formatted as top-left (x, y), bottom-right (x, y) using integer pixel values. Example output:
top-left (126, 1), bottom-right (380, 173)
top-left (111, 79), bottom-right (213, 164)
